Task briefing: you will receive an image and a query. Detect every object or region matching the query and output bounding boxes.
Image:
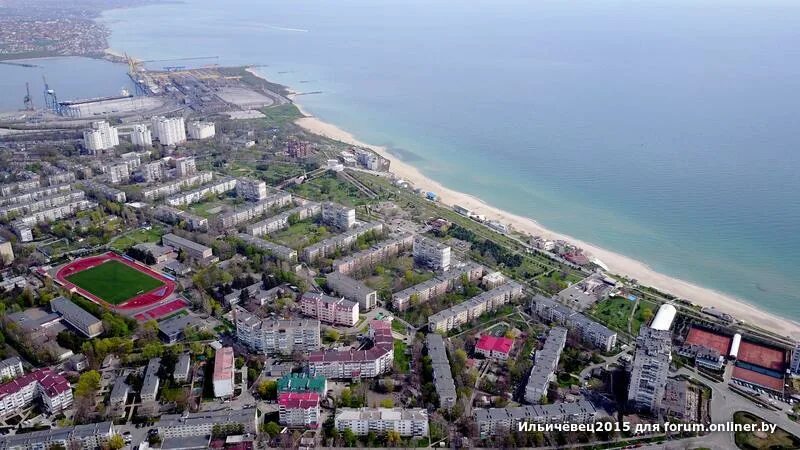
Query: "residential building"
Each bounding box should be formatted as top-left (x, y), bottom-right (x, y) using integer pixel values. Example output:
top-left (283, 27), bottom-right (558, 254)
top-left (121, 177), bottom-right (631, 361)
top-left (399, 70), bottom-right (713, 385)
top-left (393, 261), bottom-right (484, 311)
top-left (321, 202), bottom-right (355, 230)
top-left (140, 161), bottom-right (165, 182)
top-left (524, 327), bottom-right (567, 404)
top-left (426, 334), bottom-right (457, 409)
top-left (301, 222), bottom-right (384, 263)
top-left (83, 120), bottom-right (119, 152)
top-left (0, 276), bottom-right (26, 292)
top-left (791, 343), bottom-right (800, 375)
top-left (412, 235), bottom-right (451, 271)
top-left (106, 162), bottom-right (129, 184)
top-left (140, 172), bottom-right (213, 201)
top-left (308, 321), bottom-right (393, 380)
top-left (175, 353), bottom-right (191, 383)
top-left (277, 374), bottom-right (328, 395)
top-left (332, 233), bottom-right (414, 275)
top-left (154, 206), bottom-right (209, 231)
top-left (0, 190), bottom-right (85, 219)
top-left (234, 307), bottom-right (321, 355)
top-left (109, 377), bottom-right (129, 410)
top-left (0, 179), bottom-right (41, 197)
top-left (0, 357), bottom-right (23, 380)
top-left (162, 233), bottom-right (213, 261)
top-left (158, 314), bottom-right (199, 343)
top-left (165, 177), bottom-right (237, 207)
top-left (246, 202), bottom-right (320, 236)
top-left (187, 121), bottom-right (216, 140)
top-left (213, 347), bottom-right (235, 398)
top-left (0, 183), bottom-right (71, 207)
top-left (0, 236), bottom-right (14, 265)
top-left (531, 296), bottom-right (618, 352)
top-left (676, 344), bottom-right (724, 371)
top-left (157, 408), bottom-right (258, 438)
top-left (0, 368), bottom-right (73, 417)
top-left (278, 392), bottom-right (321, 428)
top-left (79, 180), bottom-right (126, 203)
top-left (475, 335), bottom-right (514, 360)
top-left (325, 271), bottom-right (378, 312)
top-left (235, 178), bottom-right (267, 201)
top-left (427, 281), bottom-right (523, 333)
top-left (11, 199), bottom-right (96, 241)
top-left (141, 357), bottom-right (161, 402)
top-left (175, 157), bottom-right (196, 177)
top-left (473, 400), bottom-right (597, 437)
top-left (482, 271), bottom-right (506, 289)
top-left (218, 191), bottom-right (295, 229)
top-left (627, 327), bottom-right (672, 413)
top-left (236, 233), bottom-right (297, 262)
top-left (131, 124), bottom-right (153, 147)
top-left (0, 422), bottom-right (115, 450)
top-left (299, 292), bottom-right (359, 326)
top-left (335, 408), bottom-right (428, 437)
top-left (152, 116), bottom-right (187, 146)
top-left (50, 296), bottom-right (103, 338)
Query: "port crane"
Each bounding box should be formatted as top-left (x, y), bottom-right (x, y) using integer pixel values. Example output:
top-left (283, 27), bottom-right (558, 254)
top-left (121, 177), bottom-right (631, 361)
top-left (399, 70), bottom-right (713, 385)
top-left (23, 82), bottom-right (34, 111)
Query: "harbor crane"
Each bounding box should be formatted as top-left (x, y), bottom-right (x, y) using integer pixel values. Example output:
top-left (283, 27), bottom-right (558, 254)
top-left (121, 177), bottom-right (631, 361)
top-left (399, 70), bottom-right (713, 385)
top-left (23, 82), bottom-right (34, 111)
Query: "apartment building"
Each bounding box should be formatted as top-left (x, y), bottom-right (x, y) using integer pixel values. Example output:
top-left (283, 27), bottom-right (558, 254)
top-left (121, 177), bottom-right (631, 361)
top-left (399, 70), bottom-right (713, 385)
top-left (154, 205), bottom-right (208, 231)
top-left (175, 157), bottom-right (196, 177)
top-left (302, 222), bottom-right (384, 263)
top-left (428, 281), bottom-right (523, 333)
top-left (0, 422), bottom-right (115, 450)
top-left (474, 400), bottom-right (597, 437)
top-left (236, 233), bottom-right (297, 262)
top-left (83, 120), bottom-right (119, 152)
top-left (131, 124), bottom-right (153, 147)
top-left (11, 199), bottom-right (96, 242)
top-left (246, 202), bottom-right (320, 236)
top-left (524, 327), bottom-right (567, 404)
top-left (0, 183), bottom-right (71, 207)
top-left (109, 377), bottom-right (129, 409)
top-left (235, 177), bottom-right (267, 201)
top-left (157, 408), bottom-right (258, 438)
top-left (106, 162), bottom-right (130, 184)
top-left (627, 327), bottom-right (672, 413)
top-left (213, 347), bottom-right (235, 398)
top-left (0, 368), bottom-right (73, 417)
top-left (0, 179), bottom-right (41, 197)
top-left (393, 261), bottom-right (484, 311)
top-left (141, 172), bottom-right (213, 201)
top-left (308, 321), bottom-right (393, 380)
top-left (0, 357), bottom-right (24, 380)
top-left (152, 116), bottom-right (186, 146)
top-left (175, 353), bottom-right (191, 383)
top-left (279, 392), bottom-right (321, 428)
top-left (165, 177), bottom-right (237, 207)
top-left (332, 233), bottom-right (414, 275)
top-left (141, 357), bottom-right (161, 402)
top-left (79, 180), bottom-right (126, 203)
top-left (321, 202), bottom-right (356, 230)
top-left (325, 271), bottom-right (378, 312)
top-left (277, 374), bottom-right (328, 395)
top-left (217, 191), bottom-right (294, 229)
top-left (234, 307), bottom-right (321, 355)
top-left (335, 408), bottom-right (428, 437)
top-left (187, 120), bottom-right (216, 140)
top-left (140, 161), bottom-right (165, 182)
top-left (0, 190), bottom-right (85, 219)
top-left (426, 334), bottom-right (457, 409)
top-left (412, 235), bottom-right (451, 271)
top-left (50, 296), bottom-right (103, 338)
top-left (531, 295), bottom-right (618, 352)
top-left (300, 292), bottom-right (359, 326)
top-left (162, 233), bottom-right (213, 261)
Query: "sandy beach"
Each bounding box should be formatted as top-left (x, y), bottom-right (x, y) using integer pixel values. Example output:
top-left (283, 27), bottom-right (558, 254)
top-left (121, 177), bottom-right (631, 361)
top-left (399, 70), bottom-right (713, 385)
top-left (287, 97), bottom-right (800, 340)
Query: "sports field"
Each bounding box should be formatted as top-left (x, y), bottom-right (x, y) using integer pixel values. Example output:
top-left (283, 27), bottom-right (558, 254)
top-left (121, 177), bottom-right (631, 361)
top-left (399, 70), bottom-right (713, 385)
top-left (65, 259), bottom-right (165, 305)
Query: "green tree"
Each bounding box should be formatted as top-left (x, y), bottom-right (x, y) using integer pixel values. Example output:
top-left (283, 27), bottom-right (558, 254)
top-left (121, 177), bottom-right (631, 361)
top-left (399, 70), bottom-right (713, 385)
top-left (75, 370), bottom-right (101, 398)
top-left (380, 398), bottom-right (394, 408)
top-left (264, 421), bottom-right (281, 438)
top-left (108, 434), bottom-right (126, 450)
top-left (342, 428), bottom-right (357, 447)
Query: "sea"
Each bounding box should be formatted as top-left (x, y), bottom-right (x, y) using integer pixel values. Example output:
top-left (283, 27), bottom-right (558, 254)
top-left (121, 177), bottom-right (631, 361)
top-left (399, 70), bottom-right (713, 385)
top-left (1, 0), bottom-right (799, 320)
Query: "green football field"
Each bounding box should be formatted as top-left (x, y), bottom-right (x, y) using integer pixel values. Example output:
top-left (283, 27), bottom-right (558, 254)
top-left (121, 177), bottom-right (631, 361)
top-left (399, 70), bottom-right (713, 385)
top-left (65, 259), bottom-right (165, 305)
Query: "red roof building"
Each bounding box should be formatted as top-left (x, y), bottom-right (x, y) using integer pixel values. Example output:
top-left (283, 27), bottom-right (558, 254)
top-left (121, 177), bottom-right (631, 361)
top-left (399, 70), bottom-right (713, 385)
top-left (0, 368), bottom-right (73, 416)
top-left (278, 392), bottom-right (320, 428)
top-left (475, 335), bottom-right (515, 360)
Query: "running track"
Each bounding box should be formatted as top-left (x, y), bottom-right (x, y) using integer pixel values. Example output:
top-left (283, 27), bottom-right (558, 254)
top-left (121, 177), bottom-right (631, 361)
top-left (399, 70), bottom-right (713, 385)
top-left (54, 252), bottom-right (176, 310)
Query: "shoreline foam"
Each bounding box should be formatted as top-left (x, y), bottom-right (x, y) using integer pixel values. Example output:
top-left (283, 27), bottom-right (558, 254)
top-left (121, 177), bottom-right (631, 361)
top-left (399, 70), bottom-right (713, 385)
top-left (272, 89), bottom-right (800, 340)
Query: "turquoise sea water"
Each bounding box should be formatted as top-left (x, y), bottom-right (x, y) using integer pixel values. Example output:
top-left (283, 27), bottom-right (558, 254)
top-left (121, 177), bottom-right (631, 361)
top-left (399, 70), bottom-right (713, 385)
top-left (8, 0), bottom-right (800, 319)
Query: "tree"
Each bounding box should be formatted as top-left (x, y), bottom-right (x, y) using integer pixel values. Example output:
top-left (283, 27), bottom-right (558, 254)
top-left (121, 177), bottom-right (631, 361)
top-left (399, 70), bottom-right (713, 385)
top-left (108, 434), bottom-right (125, 450)
top-left (380, 398), bottom-right (394, 408)
top-left (142, 342), bottom-right (164, 359)
top-left (75, 371), bottom-right (101, 398)
top-left (263, 421), bottom-right (281, 438)
top-left (257, 380), bottom-right (277, 400)
top-left (325, 329), bottom-right (341, 343)
top-left (342, 428), bottom-right (357, 447)
top-left (386, 430), bottom-right (402, 447)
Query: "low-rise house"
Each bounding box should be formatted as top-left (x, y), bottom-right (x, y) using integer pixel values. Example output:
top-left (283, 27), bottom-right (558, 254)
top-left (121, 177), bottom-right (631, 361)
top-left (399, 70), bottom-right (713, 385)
top-left (475, 335), bottom-right (514, 360)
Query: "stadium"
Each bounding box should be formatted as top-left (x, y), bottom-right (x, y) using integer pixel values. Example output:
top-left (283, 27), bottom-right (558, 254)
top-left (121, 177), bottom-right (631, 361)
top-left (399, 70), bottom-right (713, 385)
top-left (54, 252), bottom-right (176, 310)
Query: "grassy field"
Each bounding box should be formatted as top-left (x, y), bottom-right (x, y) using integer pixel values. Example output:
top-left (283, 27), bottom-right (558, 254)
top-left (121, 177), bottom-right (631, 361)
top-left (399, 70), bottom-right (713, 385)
top-left (66, 260), bottom-right (165, 304)
top-left (733, 411), bottom-right (800, 449)
top-left (109, 227), bottom-right (163, 252)
top-left (588, 297), bottom-right (637, 333)
top-left (393, 340), bottom-right (410, 373)
top-left (270, 219), bottom-right (331, 250)
top-left (630, 300), bottom-right (658, 334)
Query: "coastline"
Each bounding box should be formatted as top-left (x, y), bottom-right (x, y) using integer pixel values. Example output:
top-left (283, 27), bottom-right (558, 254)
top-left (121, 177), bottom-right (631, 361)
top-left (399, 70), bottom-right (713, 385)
top-left (273, 88), bottom-right (800, 340)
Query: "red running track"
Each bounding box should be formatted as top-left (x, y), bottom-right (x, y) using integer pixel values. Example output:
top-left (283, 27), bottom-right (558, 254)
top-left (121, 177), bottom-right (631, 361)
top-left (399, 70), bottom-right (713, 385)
top-left (134, 298), bottom-right (189, 322)
top-left (54, 251), bottom-right (176, 311)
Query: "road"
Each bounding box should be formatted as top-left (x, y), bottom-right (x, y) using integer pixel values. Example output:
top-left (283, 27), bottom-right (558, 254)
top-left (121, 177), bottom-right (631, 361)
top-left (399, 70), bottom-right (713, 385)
top-left (579, 349), bottom-right (630, 382)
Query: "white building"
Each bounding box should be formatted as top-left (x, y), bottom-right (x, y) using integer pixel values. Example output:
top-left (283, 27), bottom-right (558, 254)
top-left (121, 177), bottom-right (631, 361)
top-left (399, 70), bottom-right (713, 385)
top-left (187, 121), bottom-right (216, 140)
top-left (0, 357), bottom-right (23, 380)
top-left (157, 408), bottom-right (258, 438)
top-left (213, 347), bottom-right (235, 398)
top-left (236, 178), bottom-right (268, 202)
top-left (300, 292), bottom-right (359, 327)
top-left (234, 307), bottom-right (321, 355)
top-left (152, 116), bottom-right (187, 146)
top-left (131, 124), bottom-right (153, 147)
top-left (140, 161), bottom-right (164, 182)
top-left (278, 392), bottom-right (321, 428)
top-left (107, 163), bottom-right (130, 184)
top-left (307, 321), bottom-right (393, 380)
top-left (175, 157), bottom-right (196, 178)
top-left (412, 235), bottom-right (451, 271)
top-left (335, 408), bottom-right (428, 437)
top-left (0, 368), bottom-right (73, 417)
top-left (321, 202), bottom-right (356, 230)
top-left (83, 121), bottom-right (119, 152)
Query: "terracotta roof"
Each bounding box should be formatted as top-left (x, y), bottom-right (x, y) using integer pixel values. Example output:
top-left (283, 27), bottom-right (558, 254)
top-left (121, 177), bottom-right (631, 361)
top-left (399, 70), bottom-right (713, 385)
top-left (278, 392), bottom-right (319, 409)
top-left (475, 335), bottom-right (514, 355)
top-left (0, 368), bottom-right (70, 399)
